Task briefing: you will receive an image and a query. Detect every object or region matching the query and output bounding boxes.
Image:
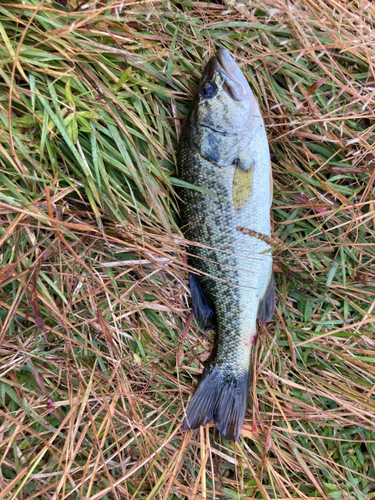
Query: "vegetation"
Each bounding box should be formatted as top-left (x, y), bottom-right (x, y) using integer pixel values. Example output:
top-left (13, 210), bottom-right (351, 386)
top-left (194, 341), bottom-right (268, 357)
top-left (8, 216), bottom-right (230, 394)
top-left (0, 0), bottom-right (374, 498)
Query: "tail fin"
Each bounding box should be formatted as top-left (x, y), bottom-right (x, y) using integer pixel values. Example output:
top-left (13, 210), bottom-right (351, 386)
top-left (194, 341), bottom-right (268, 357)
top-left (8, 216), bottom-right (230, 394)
top-left (182, 363), bottom-right (251, 441)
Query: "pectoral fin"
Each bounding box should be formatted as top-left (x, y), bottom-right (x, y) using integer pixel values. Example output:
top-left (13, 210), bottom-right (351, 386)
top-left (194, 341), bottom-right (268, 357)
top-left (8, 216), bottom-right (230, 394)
top-left (257, 274), bottom-right (276, 322)
top-left (189, 272), bottom-right (215, 329)
top-left (232, 160), bottom-right (255, 212)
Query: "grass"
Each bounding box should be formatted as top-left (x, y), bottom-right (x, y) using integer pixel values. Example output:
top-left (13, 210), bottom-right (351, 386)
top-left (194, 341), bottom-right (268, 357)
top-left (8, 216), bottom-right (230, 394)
top-left (0, 0), bottom-right (375, 498)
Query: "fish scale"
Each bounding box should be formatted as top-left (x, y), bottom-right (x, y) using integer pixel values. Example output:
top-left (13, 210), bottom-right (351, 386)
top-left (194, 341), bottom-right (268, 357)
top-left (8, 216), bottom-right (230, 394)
top-left (178, 48), bottom-right (275, 441)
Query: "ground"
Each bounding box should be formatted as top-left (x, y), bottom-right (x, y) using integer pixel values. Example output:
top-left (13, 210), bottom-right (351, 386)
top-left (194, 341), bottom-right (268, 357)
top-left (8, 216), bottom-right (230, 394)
top-left (0, 0), bottom-right (375, 498)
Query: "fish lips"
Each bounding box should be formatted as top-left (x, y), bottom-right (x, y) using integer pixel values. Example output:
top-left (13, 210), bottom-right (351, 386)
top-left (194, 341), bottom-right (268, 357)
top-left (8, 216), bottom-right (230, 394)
top-left (201, 48), bottom-right (252, 102)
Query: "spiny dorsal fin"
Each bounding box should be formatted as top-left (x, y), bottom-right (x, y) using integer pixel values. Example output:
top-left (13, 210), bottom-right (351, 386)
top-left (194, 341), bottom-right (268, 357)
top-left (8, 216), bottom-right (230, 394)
top-left (232, 160), bottom-right (255, 212)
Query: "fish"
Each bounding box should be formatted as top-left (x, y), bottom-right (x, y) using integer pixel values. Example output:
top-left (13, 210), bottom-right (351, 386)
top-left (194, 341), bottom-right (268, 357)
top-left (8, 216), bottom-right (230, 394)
top-left (176, 48), bottom-right (275, 442)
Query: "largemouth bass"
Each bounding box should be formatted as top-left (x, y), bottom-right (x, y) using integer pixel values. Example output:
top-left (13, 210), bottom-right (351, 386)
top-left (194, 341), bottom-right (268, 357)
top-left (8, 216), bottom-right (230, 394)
top-left (177, 48), bottom-right (275, 442)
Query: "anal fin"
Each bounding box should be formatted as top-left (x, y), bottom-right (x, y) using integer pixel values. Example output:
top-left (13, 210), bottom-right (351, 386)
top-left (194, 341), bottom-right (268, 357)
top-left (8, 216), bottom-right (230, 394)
top-left (189, 272), bottom-right (215, 329)
top-left (257, 274), bottom-right (276, 322)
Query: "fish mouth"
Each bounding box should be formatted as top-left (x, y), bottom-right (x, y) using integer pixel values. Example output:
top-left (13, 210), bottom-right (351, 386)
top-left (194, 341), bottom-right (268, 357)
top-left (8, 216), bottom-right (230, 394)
top-left (215, 48), bottom-right (252, 102)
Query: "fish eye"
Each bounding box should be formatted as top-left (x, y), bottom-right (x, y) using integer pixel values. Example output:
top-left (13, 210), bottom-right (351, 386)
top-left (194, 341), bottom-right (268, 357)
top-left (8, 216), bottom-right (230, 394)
top-left (202, 81), bottom-right (217, 98)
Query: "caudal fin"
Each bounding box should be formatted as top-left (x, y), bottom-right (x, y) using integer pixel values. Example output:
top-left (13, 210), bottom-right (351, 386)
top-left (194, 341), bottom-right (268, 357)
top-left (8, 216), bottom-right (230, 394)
top-left (182, 363), bottom-right (251, 441)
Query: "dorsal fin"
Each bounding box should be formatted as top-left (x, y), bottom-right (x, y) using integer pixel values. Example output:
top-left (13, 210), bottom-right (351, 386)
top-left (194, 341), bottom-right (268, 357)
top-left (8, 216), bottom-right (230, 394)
top-left (189, 272), bottom-right (215, 329)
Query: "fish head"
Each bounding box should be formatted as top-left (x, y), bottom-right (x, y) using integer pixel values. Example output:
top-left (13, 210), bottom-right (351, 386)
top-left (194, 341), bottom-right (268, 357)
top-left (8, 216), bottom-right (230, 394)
top-left (190, 49), bottom-right (265, 166)
top-left (194, 48), bottom-right (260, 134)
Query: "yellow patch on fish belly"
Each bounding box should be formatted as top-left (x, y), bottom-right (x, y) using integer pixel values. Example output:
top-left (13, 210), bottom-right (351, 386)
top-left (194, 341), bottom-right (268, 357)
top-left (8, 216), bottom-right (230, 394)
top-left (232, 161), bottom-right (254, 212)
